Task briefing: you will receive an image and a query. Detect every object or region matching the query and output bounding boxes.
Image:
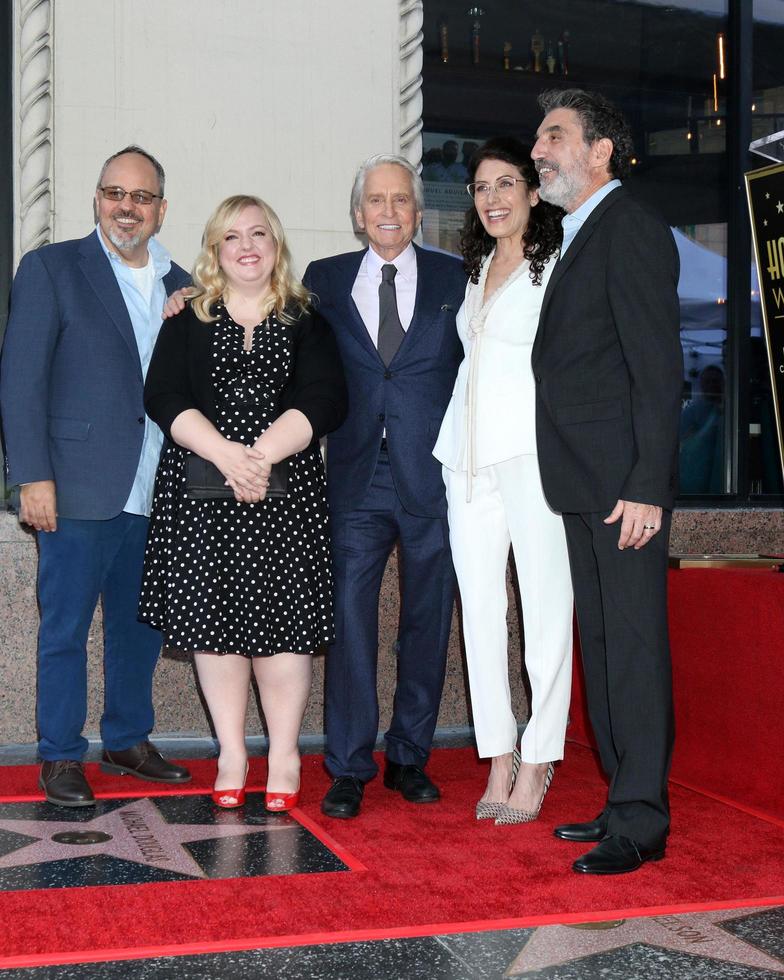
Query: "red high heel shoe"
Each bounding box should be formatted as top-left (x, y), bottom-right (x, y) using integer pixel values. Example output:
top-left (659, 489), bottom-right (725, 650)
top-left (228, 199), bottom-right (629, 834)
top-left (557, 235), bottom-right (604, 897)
top-left (265, 785), bottom-right (300, 812)
top-left (212, 763), bottom-right (248, 809)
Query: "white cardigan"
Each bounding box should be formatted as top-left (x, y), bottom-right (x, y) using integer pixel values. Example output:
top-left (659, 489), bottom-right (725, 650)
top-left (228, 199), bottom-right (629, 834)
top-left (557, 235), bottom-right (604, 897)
top-left (433, 254), bottom-right (554, 474)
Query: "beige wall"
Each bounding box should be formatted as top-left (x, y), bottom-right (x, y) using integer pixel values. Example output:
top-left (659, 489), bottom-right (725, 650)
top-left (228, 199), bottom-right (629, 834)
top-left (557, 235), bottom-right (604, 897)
top-left (49, 0), bottom-right (404, 274)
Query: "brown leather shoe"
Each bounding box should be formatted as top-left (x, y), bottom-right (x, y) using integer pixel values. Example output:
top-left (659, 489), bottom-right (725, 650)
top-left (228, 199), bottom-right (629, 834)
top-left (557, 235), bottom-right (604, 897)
top-left (39, 760), bottom-right (95, 807)
top-left (100, 741), bottom-right (191, 783)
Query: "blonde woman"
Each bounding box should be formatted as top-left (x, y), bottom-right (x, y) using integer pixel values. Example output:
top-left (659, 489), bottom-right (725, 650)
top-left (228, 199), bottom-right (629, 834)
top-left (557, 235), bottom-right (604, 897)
top-left (139, 195), bottom-right (347, 812)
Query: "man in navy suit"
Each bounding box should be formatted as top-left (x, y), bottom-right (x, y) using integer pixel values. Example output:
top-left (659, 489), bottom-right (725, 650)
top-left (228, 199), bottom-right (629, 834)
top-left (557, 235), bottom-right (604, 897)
top-left (1, 146), bottom-right (192, 806)
top-left (304, 154), bottom-right (465, 818)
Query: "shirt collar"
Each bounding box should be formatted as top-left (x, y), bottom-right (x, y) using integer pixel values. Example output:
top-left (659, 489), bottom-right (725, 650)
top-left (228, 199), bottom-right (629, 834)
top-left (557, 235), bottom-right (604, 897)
top-left (95, 225), bottom-right (172, 278)
top-left (562, 179), bottom-right (622, 231)
top-left (366, 241), bottom-right (417, 281)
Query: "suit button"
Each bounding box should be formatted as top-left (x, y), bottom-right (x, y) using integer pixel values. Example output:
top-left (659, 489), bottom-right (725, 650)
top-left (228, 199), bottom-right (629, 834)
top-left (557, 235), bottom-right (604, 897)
top-left (137, 416), bottom-right (145, 423)
top-left (377, 413), bottom-right (385, 422)
top-left (384, 371), bottom-right (393, 380)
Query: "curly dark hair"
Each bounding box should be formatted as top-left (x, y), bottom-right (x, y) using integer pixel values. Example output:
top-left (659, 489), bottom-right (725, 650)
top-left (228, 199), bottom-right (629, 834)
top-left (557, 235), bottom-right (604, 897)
top-left (537, 88), bottom-right (634, 180)
top-left (459, 137), bottom-right (563, 286)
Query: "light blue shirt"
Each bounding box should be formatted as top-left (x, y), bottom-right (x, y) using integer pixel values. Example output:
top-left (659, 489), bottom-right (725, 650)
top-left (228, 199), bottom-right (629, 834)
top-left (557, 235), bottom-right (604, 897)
top-left (560, 179), bottom-right (622, 256)
top-left (96, 227), bottom-right (171, 517)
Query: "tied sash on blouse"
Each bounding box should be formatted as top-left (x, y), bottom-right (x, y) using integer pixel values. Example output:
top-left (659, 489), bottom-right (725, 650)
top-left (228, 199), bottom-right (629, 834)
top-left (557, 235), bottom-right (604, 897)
top-left (463, 250), bottom-right (532, 501)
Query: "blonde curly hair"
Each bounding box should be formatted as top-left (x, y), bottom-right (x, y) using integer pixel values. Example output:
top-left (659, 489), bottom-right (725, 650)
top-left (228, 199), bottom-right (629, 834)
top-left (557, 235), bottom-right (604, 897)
top-left (190, 194), bottom-right (309, 324)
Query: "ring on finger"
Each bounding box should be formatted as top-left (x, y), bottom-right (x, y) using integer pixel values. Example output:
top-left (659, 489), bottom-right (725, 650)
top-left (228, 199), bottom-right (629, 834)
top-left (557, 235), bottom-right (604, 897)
top-left (643, 524), bottom-right (656, 530)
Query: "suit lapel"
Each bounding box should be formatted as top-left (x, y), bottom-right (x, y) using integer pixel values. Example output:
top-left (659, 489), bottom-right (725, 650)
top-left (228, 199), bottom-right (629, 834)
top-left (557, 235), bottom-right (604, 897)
top-left (392, 243), bottom-right (432, 362)
top-left (78, 231), bottom-right (141, 375)
top-left (331, 244), bottom-right (440, 365)
top-left (334, 249), bottom-right (382, 361)
top-left (538, 186), bottom-right (627, 333)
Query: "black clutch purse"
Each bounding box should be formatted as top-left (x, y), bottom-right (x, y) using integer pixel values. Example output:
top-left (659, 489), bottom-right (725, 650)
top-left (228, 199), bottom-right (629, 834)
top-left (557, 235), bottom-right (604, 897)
top-left (183, 452), bottom-right (289, 500)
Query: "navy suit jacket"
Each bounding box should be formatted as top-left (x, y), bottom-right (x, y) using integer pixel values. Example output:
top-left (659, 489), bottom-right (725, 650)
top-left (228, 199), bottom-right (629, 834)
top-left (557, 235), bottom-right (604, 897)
top-left (304, 244), bottom-right (465, 518)
top-left (0, 230), bottom-right (190, 520)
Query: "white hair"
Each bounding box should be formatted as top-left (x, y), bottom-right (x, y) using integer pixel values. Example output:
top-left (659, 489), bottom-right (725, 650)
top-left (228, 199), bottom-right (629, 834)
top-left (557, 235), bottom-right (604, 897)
top-left (350, 154), bottom-right (424, 216)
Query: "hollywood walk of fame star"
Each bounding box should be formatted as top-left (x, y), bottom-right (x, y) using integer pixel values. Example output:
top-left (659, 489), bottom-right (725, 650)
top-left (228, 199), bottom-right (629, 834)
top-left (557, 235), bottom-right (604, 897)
top-left (506, 907), bottom-right (784, 976)
top-left (0, 796), bottom-right (295, 880)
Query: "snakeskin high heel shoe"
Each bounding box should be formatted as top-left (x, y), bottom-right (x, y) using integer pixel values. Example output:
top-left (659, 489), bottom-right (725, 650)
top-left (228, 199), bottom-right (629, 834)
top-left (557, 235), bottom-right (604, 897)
top-left (494, 762), bottom-right (554, 825)
top-left (475, 748), bottom-right (521, 820)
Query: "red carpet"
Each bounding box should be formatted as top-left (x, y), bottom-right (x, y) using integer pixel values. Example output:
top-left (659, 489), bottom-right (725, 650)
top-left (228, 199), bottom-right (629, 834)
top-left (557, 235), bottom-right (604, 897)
top-left (0, 744), bottom-right (783, 968)
top-left (567, 567), bottom-right (784, 821)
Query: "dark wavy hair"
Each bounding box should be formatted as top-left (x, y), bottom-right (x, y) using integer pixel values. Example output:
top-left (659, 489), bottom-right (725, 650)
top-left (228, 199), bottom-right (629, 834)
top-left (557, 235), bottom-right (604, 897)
top-left (537, 88), bottom-right (634, 180)
top-left (459, 137), bottom-right (563, 286)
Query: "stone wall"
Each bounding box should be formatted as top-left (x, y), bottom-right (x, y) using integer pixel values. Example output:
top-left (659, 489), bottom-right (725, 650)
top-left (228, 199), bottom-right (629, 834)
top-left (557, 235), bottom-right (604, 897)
top-left (2, 508), bottom-right (783, 747)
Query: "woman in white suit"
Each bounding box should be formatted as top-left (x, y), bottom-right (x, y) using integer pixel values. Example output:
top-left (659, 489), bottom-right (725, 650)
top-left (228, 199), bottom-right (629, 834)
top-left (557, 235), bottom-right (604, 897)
top-left (433, 137), bottom-right (573, 824)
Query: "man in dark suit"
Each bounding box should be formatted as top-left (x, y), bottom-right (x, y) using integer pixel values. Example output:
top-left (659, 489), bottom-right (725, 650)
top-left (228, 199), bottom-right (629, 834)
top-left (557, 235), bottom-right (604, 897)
top-left (304, 154), bottom-right (465, 818)
top-left (530, 91), bottom-right (683, 874)
top-left (1, 146), bottom-right (192, 806)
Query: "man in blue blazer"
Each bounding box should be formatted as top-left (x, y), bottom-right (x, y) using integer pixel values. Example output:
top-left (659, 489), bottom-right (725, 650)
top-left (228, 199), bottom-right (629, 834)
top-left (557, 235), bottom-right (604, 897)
top-left (304, 154), bottom-right (465, 818)
top-left (0, 147), bottom-right (192, 806)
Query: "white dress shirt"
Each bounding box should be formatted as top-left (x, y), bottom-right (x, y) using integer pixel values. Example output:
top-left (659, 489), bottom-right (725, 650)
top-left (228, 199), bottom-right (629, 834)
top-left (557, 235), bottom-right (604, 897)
top-left (351, 242), bottom-right (417, 345)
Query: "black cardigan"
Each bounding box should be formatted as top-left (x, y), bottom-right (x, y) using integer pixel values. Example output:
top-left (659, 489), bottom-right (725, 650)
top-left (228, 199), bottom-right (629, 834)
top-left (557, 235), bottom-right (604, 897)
top-left (144, 303), bottom-right (348, 447)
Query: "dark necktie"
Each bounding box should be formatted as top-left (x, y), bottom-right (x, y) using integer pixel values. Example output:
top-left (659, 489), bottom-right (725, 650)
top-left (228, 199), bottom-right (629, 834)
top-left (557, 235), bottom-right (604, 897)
top-left (377, 263), bottom-right (405, 366)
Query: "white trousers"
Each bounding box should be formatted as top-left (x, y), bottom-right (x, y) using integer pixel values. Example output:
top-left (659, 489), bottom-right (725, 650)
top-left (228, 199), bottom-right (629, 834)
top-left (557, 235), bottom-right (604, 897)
top-left (444, 455), bottom-right (574, 762)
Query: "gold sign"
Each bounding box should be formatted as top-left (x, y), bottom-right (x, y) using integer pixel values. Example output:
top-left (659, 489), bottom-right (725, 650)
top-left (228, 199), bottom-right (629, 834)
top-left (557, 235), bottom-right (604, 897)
top-left (746, 161), bottom-right (784, 484)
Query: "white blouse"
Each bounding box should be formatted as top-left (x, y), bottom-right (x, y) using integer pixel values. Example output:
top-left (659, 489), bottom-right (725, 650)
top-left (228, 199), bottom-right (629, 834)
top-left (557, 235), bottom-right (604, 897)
top-left (433, 252), bottom-right (555, 481)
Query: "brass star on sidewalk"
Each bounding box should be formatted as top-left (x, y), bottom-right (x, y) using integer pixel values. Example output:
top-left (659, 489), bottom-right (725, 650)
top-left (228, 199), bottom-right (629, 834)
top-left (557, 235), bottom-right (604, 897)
top-left (507, 907), bottom-right (784, 976)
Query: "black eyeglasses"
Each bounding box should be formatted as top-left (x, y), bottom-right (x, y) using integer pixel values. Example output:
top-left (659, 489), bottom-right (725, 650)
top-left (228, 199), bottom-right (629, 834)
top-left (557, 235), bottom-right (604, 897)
top-left (98, 186), bottom-right (162, 206)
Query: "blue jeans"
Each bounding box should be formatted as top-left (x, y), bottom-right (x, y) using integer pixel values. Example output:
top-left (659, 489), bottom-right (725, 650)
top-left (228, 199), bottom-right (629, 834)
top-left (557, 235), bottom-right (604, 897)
top-left (36, 512), bottom-right (161, 760)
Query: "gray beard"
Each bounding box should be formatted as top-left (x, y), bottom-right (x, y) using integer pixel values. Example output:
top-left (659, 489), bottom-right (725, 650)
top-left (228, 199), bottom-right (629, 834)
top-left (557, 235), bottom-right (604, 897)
top-left (108, 228), bottom-right (143, 251)
top-left (538, 170), bottom-right (585, 211)
top-left (539, 161), bottom-right (590, 211)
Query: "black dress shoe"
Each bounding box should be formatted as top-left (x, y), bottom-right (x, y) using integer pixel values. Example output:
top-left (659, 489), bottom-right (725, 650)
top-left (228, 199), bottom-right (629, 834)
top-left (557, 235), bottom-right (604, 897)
top-left (573, 834), bottom-right (666, 875)
top-left (383, 761), bottom-right (440, 803)
top-left (39, 760), bottom-right (95, 808)
top-left (100, 741), bottom-right (191, 783)
top-left (554, 810), bottom-right (609, 843)
top-left (321, 776), bottom-right (364, 819)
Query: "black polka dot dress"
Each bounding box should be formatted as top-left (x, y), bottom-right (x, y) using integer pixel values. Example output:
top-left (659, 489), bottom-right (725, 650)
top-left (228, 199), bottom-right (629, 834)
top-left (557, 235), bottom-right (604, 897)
top-left (139, 303), bottom-right (334, 657)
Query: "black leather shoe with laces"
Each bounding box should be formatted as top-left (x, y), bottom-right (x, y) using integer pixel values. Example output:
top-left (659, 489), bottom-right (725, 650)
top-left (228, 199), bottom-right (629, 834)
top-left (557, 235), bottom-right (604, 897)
top-left (321, 776), bottom-right (364, 819)
top-left (383, 761), bottom-right (440, 802)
